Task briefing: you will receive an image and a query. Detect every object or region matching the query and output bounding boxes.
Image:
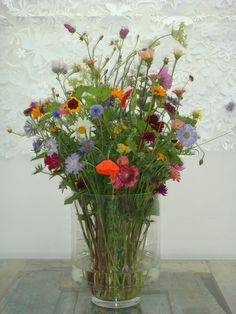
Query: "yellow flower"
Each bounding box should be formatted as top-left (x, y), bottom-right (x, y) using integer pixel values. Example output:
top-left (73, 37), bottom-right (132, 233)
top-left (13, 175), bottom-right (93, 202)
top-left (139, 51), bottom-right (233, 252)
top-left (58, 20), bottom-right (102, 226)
top-left (66, 97), bottom-right (81, 112)
top-left (5, 128), bottom-right (13, 133)
top-left (192, 109), bottom-right (202, 119)
top-left (49, 127), bottom-right (59, 133)
top-left (117, 143), bottom-right (131, 154)
top-left (111, 123), bottom-right (127, 134)
top-left (77, 126), bottom-right (86, 134)
top-left (112, 88), bottom-right (124, 100)
top-left (173, 49), bottom-right (184, 60)
top-left (156, 153), bottom-right (167, 161)
top-left (150, 85), bottom-right (166, 97)
top-left (31, 105), bottom-right (43, 119)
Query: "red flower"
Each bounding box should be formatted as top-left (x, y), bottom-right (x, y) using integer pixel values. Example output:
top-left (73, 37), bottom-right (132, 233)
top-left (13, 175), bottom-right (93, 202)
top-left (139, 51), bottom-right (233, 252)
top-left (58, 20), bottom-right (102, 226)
top-left (96, 160), bottom-right (120, 176)
top-left (121, 89), bottom-right (133, 108)
top-left (141, 131), bottom-right (157, 143)
top-left (110, 165), bottom-right (139, 189)
top-left (172, 89), bottom-right (186, 95)
top-left (152, 121), bottom-right (165, 133)
top-left (44, 153), bottom-right (60, 171)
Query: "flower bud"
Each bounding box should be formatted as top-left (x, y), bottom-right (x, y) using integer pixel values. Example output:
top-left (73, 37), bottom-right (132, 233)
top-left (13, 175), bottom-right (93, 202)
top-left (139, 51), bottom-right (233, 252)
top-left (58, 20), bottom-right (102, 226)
top-left (119, 27), bottom-right (129, 39)
top-left (163, 57), bottom-right (169, 64)
top-left (6, 128), bottom-right (12, 133)
top-left (64, 23), bottom-right (76, 34)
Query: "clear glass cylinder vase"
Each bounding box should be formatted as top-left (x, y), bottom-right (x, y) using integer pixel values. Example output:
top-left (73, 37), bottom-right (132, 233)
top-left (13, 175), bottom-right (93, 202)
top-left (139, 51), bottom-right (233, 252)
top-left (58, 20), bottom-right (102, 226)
top-left (71, 192), bottom-right (160, 309)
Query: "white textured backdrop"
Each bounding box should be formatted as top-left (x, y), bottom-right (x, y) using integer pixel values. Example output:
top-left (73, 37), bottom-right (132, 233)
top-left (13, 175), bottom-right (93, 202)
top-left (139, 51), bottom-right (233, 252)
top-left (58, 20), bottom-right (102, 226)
top-left (0, 0), bottom-right (236, 259)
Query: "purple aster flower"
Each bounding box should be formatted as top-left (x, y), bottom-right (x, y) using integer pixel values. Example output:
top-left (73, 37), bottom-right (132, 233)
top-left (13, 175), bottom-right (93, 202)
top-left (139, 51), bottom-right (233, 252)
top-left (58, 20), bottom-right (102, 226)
top-left (79, 139), bottom-right (94, 153)
top-left (65, 153), bottom-right (83, 175)
top-left (225, 100), bottom-right (235, 112)
top-left (177, 124), bottom-right (198, 147)
top-left (33, 139), bottom-right (42, 154)
top-left (157, 65), bottom-right (172, 90)
top-left (103, 96), bottom-right (114, 107)
top-left (167, 96), bottom-right (178, 106)
top-left (24, 119), bottom-right (37, 136)
top-left (64, 23), bottom-right (76, 33)
top-left (119, 27), bottom-right (129, 39)
top-left (153, 183), bottom-right (168, 196)
top-left (52, 61), bottom-right (68, 74)
top-left (52, 110), bottom-right (60, 118)
top-left (45, 137), bottom-right (58, 156)
top-left (164, 102), bottom-right (176, 114)
top-left (90, 104), bottom-right (104, 118)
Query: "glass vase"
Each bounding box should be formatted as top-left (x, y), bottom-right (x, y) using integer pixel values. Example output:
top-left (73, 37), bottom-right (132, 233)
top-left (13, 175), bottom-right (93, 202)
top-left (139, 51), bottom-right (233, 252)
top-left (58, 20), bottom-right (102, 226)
top-left (71, 192), bottom-right (160, 309)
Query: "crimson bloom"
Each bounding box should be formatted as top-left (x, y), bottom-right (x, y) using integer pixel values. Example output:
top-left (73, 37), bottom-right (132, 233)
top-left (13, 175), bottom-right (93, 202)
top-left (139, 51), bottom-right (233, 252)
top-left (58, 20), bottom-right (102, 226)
top-left (110, 165), bottom-right (139, 189)
top-left (121, 89), bottom-right (133, 108)
top-left (44, 153), bottom-right (60, 171)
top-left (141, 131), bottom-right (157, 143)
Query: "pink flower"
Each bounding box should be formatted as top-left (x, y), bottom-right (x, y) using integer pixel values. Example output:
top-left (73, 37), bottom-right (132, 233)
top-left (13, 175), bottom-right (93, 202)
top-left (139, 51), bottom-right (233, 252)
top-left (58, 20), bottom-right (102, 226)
top-left (64, 23), bottom-right (76, 33)
top-left (58, 103), bottom-right (69, 115)
top-left (117, 156), bottom-right (129, 166)
top-left (110, 165), bottom-right (139, 189)
top-left (169, 165), bottom-right (184, 182)
top-left (171, 119), bottom-right (185, 131)
top-left (157, 65), bottom-right (172, 90)
top-left (119, 27), bottom-right (129, 39)
top-left (138, 48), bottom-right (154, 60)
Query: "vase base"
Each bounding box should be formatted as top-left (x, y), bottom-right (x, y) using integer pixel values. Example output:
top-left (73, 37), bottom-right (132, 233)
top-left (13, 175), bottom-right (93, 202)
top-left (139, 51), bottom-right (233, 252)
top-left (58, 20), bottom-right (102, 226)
top-left (91, 296), bottom-right (141, 309)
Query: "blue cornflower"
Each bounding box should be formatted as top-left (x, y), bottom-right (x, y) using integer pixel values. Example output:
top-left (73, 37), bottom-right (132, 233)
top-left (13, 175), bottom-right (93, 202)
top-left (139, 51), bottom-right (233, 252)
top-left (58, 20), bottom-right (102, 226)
top-left (177, 124), bottom-right (198, 147)
top-left (225, 100), bottom-right (235, 112)
top-left (24, 119), bottom-right (37, 136)
top-left (65, 153), bottom-right (83, 175)
top-left (89, 104), bottom-right (104, 118)
top-left (45, 137), bottom-right (58, 156)
top-left (52, 110), bottom-right (60, 118)
top-left (33, 139), bottom-right (42, 154)
top-left (79, 139), bottom-right (94, 153)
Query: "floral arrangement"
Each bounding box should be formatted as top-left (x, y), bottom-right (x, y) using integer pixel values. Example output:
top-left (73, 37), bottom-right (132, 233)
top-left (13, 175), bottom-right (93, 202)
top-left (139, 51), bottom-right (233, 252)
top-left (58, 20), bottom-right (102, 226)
top-left (8, 22), bottom-right (209, 303)
top-left (9, 22), bottom-right (203, 202)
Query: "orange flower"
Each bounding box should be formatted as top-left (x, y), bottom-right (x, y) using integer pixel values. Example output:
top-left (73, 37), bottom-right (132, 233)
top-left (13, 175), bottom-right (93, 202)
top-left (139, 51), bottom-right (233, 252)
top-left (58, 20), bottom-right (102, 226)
top-left (138, 48), bottom-right (154, 60)
top-left (112, 88), bottom-right (124, 100)
top-left (150, 85), bottom-right (166, 97)
top-left (172, 89), bottom-right (186, 95)
top-left (31, 106), bottom-right (43, 119)
top-left (156, 153), bottom-right (167, 161)
top-left (96, 160), bottom-right (120, 176)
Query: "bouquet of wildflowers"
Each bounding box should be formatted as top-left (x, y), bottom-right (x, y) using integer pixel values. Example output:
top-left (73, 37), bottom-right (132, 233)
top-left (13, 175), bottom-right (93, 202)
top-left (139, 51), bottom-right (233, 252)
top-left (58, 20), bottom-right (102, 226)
top-left (9, 22), bottom-right (203, 302)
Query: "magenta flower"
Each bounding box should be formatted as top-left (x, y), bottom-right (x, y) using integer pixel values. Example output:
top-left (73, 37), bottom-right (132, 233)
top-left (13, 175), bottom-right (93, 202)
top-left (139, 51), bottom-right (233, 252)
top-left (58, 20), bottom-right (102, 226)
top-left (153, 183), bottom-right (168, 196)
top-left (157, 65), bottom-right (172, 90)
top-left (64, 23), bottom-right (76, 34)
top-left (119, 27), bottom-right (129, 39)
top-left (110, 165), bottom-right (138, 189)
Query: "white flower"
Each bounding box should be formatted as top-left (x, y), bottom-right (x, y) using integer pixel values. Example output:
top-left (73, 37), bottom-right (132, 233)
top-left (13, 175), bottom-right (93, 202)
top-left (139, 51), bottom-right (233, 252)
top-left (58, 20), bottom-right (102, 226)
top-left (70, 118), bottom-right (94, 139)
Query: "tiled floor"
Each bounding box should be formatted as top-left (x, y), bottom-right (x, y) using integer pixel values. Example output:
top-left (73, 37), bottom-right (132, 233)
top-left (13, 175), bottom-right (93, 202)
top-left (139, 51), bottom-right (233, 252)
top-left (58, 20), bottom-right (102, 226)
top-left (0, 260), bottom-right (235, 314)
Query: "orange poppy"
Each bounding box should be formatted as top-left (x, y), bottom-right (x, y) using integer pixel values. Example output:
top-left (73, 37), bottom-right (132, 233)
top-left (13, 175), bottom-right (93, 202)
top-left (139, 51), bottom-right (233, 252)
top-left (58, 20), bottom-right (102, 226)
top-left (96, 160), bottom-right (120, 176)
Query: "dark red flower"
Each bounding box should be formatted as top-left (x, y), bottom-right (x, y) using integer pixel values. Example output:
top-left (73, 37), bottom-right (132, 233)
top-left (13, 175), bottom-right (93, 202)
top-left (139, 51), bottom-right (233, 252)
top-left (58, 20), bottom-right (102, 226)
top-left (44, 153), bottom-right (60, 171)
top-left (153, 183), bottom-right (168, 196)
top-left (164, 102), bottom-right (176, 114)
top-left (146, 114), bottom-right (159, 126)
top-left (152, 121), bottom-right (165, 132)
top-left (76, 178), bottom-right (86, 190)
top-left (141, 130), bottom-right (157, 143)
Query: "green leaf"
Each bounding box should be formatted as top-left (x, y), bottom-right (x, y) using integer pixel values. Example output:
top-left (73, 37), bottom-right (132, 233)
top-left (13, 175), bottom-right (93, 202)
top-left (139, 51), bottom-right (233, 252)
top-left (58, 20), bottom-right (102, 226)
top-left (64, 193), bottom-right (81, 205)
top-left (38, 113), bottom-right (51, 124)
top-left (31, 152), bottom-right (45, 161)
top-left (136, 120), bottom-right (147, 132)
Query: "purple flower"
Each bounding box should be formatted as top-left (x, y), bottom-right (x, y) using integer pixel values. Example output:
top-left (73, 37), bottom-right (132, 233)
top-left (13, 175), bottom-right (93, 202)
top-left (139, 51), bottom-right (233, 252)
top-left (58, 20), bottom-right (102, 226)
top-left (157, 65), bottom-right (172, 90)
top-left (52, 110), bottom-right (60, 118)
top-left (90, 104), bottom-right (104, 118)
top-left (153, 183), bottom-right (168, 196)
top-left (64, 23), bottom-right (76, 33)
top-left (65, 153), bottom-right (83, 175)
top-left (177, 124), bottom-right (198, 147)
top-left (79, 139), bottom-right (94, 153)
top-left (33, 139), bottom-right (42, 154)
top-left (225, 100), bottom-right (235, 112)
top-left (24, 119), bottom-right (37, 136)
top-left (51, 61), bottom-right (68, 74)
top-left (164, 102), bottom-right (176, 114)
top-left (45, 137), bottom-right (58, 156)
top-left (119, 27), bottom-right (129, 39)
top-left (103, 96), bottom-right (114, 107)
